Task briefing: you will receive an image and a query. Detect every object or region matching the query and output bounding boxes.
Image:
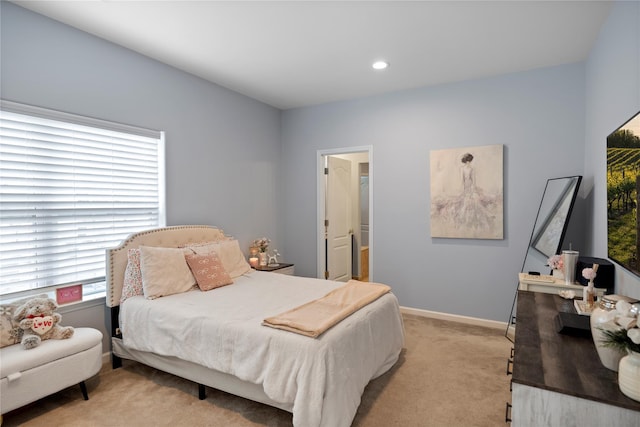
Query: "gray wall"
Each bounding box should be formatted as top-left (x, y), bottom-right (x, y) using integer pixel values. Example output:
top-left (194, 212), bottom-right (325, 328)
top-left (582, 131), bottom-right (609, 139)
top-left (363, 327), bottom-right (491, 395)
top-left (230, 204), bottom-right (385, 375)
top-left (584, 0), bottom-right (640, 300)
top-left (279, 0), bottom-right (640, 319)
top-left (3, 0), bottom-right (640, 341)
top-left (281, 64), bottom-right (587, 322)
top-left (1, 3), bottom-right (282, 247)
top-left (1, 3), bottom-right (282, 351)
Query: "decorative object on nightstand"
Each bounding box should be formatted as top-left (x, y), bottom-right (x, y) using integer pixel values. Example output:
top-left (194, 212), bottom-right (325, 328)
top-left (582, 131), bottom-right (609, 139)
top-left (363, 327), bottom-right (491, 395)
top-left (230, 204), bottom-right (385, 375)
top-left (252, 237), bottom-right (270, 267)
top-left (258, 253), bottom-right (268, 267)
top-left (268, 249), bottom-right (281, 266)
top-left (248, 246), bottom-right (259, 268)
top-left (250, 244), bottom-right (293, 275)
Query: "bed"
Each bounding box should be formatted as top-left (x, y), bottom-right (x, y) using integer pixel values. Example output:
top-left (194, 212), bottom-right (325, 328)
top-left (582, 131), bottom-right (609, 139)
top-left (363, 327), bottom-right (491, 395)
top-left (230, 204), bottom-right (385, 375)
top-left (106, 225), bottom-right (404, 427)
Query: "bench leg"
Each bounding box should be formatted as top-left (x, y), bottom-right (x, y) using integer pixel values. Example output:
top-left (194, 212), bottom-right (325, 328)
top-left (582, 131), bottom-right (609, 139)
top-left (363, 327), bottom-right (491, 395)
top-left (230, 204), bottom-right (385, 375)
top-left (198, 383), bottom-right (206, 400)
top-left (79, 381), bottom-right (89, 400)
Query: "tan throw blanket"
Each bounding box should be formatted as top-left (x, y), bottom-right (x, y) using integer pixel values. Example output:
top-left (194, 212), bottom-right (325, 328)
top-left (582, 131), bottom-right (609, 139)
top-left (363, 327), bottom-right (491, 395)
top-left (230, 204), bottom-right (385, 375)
top-left (263, 280), bottom-right (391, 338)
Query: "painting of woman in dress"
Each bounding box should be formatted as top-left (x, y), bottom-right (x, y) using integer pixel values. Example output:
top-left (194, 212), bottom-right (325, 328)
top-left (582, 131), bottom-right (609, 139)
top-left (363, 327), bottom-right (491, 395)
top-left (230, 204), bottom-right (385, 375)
top-left (430, 145), bottom-right (503, 239)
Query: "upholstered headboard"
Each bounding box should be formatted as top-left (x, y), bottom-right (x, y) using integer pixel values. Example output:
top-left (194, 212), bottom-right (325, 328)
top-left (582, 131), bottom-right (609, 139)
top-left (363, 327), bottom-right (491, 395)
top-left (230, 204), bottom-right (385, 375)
top-left (105, 225), bottom-right (227, 307)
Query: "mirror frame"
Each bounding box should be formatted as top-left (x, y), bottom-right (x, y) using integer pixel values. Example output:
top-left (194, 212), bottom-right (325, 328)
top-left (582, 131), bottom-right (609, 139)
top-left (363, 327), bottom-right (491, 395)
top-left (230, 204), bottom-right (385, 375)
top-left (506, 175), bottom-right (582, 340)
top-left (523, 176), bottom-right (582, 273)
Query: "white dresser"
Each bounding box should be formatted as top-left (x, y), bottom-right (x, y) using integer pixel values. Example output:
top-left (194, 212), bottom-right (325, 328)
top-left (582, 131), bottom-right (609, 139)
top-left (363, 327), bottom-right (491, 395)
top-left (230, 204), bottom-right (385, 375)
top-left (509, 291), bottom-right (640, 426)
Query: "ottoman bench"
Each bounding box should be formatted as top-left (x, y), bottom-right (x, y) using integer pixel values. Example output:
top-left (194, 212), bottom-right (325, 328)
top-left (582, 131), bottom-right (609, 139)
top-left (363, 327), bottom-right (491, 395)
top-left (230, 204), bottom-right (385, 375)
top-left (1, 327), bottom-right (103, 416)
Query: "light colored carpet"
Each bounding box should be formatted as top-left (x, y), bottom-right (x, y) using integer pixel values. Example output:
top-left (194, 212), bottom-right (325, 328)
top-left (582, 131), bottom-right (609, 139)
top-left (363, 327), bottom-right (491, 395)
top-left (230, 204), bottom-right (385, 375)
top-left (2, 314), bottom-right (512, 426)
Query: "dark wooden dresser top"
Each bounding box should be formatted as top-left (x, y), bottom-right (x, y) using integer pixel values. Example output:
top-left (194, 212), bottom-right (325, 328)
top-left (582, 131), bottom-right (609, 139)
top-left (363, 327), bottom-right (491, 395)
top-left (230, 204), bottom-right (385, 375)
top-left (513, 290), bottom-right (640, 411)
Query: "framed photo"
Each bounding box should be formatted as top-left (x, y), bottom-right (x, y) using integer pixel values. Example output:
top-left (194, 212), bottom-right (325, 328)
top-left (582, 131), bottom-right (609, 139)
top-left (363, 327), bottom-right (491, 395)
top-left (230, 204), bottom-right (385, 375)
top-left (430, 144), bottom-right (504, 239)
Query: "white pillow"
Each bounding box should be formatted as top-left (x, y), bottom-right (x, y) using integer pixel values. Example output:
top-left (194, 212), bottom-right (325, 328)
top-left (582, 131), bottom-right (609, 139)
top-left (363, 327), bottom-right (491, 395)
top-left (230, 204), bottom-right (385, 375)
top-left (139, 246), bottom-right (196, 299)
top-left (187, 239), bottom-right (251, 278)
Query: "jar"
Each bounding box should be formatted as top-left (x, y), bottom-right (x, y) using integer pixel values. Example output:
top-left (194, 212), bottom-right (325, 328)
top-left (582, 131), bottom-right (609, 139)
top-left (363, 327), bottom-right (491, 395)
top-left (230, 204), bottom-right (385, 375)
top-left (258, 252), bottom-right (268, 267)
top-left (248, 246), bottom-right (260, 268)
top-left (590, 295), bottom-right (636, 371)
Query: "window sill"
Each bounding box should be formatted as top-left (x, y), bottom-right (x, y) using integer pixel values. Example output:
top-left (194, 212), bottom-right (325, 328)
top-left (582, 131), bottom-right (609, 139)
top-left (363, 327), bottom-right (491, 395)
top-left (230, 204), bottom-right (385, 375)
top-left (0, 283), bottom-right (106, 312)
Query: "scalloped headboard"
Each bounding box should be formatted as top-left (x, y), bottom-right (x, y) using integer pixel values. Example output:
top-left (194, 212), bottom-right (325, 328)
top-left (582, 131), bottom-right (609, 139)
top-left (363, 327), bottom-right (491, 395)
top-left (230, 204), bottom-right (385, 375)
top-left (106, 225), bottom-right (227, 307)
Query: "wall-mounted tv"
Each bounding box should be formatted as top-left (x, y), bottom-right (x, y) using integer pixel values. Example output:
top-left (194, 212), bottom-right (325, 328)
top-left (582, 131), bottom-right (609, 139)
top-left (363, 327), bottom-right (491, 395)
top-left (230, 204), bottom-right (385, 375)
top-left (607, 110), bottom-right (640, 277)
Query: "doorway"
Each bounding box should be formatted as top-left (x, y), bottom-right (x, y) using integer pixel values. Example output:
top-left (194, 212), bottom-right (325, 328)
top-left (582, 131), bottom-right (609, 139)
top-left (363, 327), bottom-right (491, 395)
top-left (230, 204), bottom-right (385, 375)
top-left (316, 146), bottom-right (372, 282)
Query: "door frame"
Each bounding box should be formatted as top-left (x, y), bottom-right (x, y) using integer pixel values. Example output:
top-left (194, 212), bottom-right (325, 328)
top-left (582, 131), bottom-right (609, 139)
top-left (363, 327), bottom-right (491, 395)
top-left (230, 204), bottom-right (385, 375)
top-left (316, 146), bottom-right (373, 280)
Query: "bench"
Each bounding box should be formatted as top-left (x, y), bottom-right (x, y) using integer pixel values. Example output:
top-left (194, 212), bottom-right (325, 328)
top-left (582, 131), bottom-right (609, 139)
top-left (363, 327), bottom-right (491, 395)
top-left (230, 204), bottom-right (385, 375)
top-left (1, 327), bottom-right (103, 417)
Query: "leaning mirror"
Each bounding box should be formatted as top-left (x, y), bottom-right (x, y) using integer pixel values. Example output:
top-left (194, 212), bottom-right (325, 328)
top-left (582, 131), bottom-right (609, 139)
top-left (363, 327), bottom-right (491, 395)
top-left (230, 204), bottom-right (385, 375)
top-left (522, 176), bottom-right (582, 275)
top-left (506, 175), bottom-right (582, 339)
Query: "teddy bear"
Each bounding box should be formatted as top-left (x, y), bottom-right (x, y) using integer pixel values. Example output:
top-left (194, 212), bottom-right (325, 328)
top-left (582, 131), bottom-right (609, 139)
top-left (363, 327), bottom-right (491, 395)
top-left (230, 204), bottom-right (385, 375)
top-left (13, 297), bottom-right (74, 350)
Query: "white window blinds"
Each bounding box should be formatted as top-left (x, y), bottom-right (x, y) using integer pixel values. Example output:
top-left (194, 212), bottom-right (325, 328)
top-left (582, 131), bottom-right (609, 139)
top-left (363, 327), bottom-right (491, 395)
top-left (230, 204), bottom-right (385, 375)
top-left (0, 101), bottom-right (165, 295)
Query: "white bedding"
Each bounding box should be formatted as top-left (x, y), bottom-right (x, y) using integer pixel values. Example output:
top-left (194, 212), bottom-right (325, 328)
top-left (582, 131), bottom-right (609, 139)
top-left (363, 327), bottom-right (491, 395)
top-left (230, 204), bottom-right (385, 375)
top-left (120, 270), bottom-right (404, 427)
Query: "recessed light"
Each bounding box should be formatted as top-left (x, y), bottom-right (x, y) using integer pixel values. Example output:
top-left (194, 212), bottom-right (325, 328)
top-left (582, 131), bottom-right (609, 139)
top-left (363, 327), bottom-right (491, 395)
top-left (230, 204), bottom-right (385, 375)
top-left (372, 61), bottom-right (389, 70)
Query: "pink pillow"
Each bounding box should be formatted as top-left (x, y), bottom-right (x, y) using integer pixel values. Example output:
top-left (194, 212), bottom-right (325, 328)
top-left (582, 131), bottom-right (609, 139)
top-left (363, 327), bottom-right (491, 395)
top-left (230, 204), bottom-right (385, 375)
top-left (184, 251), bottom-right (233, 291)
top-left (120, 248), bottom-right (143, 303)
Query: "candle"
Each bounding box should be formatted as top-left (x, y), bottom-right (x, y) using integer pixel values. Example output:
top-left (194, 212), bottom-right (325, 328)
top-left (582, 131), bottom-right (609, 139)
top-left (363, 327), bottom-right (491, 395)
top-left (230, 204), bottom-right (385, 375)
top-left (249, 257), bottom-right (259, 268)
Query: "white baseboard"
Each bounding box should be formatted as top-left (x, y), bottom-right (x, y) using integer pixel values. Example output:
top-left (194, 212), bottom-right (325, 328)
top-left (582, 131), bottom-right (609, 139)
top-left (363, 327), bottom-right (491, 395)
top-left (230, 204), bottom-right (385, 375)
top-left (400, 306), bottom-right (508, 330)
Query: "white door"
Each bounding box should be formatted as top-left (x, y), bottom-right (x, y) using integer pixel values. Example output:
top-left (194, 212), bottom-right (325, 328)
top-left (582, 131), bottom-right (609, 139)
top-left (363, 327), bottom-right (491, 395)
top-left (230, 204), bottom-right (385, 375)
top-left (326, 156), bottom-right (352, 281)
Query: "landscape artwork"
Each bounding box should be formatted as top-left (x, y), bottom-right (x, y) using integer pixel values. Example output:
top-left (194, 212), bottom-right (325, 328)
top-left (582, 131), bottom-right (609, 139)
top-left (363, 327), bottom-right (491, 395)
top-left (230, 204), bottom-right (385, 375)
top-left (607, 111), bottom-right (640, 277)
top-left (430, 144), bottom-right (503, 239)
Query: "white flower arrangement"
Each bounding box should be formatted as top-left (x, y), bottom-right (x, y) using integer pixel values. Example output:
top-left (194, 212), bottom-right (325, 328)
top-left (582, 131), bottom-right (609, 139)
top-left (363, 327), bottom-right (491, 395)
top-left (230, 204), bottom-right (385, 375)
top-left (600, 300), bottom-right (640, 354)
top-left (252, 237), bottom-right (271, 253)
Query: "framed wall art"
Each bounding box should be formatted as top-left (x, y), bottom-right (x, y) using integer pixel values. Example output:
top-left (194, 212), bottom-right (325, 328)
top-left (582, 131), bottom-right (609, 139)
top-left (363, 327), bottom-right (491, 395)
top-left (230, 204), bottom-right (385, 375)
top-left (430, 144), bottom-right (504, 239)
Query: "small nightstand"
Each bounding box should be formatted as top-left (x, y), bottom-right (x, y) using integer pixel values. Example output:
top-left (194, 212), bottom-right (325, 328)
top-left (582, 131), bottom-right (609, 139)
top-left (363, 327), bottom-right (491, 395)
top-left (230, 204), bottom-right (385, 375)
top-left (254, 263), bottom-right (295, 275)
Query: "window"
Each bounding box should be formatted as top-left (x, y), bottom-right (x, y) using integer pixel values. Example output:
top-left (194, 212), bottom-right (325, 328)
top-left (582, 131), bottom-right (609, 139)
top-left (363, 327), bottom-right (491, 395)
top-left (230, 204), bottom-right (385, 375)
top-left (0, 101), bottom-right (165, 296)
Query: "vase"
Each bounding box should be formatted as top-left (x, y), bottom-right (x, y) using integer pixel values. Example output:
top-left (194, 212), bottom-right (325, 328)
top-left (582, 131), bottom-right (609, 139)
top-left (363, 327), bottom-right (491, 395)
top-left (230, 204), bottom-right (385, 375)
top-left (552, 269), bottom-right (564, 280)
top-left (259, 252), bottom-right (268, 267)
top-left (590, 295), bottom-right (626, 371)
top-left (619, 350), bottom-right (640, 402)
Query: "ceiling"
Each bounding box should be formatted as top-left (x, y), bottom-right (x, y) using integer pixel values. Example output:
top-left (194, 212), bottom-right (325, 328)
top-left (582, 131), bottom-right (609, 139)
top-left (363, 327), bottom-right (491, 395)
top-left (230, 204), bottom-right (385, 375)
top-left (11, 1), bottom-right (613, 110)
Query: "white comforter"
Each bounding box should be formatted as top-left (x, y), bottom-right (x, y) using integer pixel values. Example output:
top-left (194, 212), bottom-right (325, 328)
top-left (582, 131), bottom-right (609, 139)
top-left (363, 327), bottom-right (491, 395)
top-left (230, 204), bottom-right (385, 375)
top-left (120, 270), bottom-right (404, 427)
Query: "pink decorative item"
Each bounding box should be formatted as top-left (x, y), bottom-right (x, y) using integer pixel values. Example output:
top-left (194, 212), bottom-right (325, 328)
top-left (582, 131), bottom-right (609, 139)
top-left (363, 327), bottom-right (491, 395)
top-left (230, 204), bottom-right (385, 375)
top-left (56, 284), bottom-right (83, 305)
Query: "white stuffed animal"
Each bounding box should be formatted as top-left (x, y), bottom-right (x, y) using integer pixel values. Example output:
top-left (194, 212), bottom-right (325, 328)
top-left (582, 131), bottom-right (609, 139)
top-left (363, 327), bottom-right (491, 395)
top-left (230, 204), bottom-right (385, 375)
top-left (13, 297), bottom-right (74, 350)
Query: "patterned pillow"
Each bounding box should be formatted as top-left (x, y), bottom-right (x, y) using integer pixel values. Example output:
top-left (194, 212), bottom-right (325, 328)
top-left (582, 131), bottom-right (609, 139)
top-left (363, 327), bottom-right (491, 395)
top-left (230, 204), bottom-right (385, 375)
top-left (0, 294), bottom-right (48, 348)
top-left (120, 248), bottom-right (143, 304)
top-left (187, 239), bottom-right (251, 278)
top-left (184, 251), bottom-right (233, 291)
